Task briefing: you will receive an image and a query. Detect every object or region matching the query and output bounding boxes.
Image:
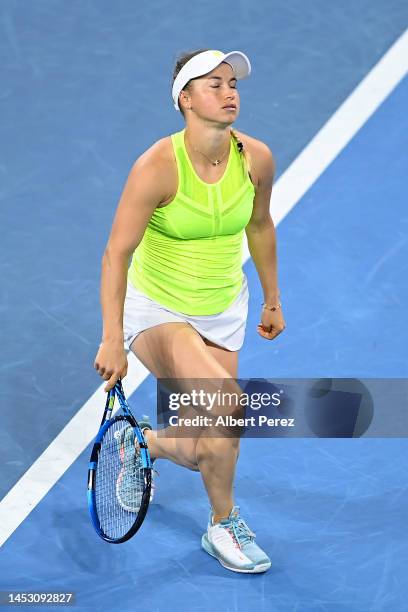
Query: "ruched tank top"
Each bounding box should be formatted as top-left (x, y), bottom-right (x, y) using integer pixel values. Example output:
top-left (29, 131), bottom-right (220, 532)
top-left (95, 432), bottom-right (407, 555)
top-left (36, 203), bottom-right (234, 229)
top-left (127, 127), bottom-right (255, 315)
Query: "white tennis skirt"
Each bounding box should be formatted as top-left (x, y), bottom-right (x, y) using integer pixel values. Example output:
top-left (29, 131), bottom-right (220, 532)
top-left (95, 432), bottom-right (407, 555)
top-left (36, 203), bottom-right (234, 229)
top-left (123, 272), bottom-right (249, 352)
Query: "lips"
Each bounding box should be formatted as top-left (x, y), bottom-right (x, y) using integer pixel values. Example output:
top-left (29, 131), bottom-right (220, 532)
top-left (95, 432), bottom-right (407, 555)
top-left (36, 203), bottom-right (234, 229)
top-left (223, 105), bottom-right (237, 110)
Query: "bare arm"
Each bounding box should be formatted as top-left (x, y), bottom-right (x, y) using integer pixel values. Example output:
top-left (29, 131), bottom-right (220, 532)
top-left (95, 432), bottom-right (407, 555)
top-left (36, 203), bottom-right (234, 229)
top-left (245, 141), bottom-right (286, 340)
top-left (95, 145), bottom-right (168, 389)
top-left (245, 142), bottom-right (279, 304)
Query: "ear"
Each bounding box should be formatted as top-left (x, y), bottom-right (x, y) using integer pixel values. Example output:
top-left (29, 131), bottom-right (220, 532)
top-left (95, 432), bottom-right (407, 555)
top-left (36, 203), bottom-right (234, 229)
top-left (179, 89), bottom-right (191, 111)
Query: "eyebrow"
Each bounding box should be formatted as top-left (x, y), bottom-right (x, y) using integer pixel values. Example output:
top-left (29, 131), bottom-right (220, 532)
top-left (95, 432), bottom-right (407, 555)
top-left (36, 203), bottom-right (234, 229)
top-left (207, 76), bottom-right (238, 82)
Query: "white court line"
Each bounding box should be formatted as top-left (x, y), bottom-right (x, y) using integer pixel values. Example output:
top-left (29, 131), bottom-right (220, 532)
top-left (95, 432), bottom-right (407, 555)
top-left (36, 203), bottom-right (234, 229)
top-left (1, 29), bottom-right (407, 548)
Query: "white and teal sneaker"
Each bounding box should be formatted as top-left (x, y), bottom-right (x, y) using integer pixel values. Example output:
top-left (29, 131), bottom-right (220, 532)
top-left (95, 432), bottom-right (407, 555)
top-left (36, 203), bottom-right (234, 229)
top-left (115, 417), bottom-right (157, 512)
top-left (201, 505), bottom-right (271, 573)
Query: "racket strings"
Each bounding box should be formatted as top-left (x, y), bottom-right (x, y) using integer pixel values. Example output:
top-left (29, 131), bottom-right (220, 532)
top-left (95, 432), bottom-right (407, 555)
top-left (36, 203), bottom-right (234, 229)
top-left (95, 420), bottom-right (147, 540)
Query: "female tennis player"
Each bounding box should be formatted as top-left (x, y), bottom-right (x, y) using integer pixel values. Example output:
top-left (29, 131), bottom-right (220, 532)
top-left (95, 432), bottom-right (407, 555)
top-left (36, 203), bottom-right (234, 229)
top-left (94, 48), bottom-right (285, 573)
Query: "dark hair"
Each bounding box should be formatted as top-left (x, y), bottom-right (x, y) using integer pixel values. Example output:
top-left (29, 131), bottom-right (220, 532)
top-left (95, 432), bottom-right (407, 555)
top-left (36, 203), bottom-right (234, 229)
top-left (172, 48), bottom-right (211, 118)
top-left (171, 48), bottom-right (252, 173)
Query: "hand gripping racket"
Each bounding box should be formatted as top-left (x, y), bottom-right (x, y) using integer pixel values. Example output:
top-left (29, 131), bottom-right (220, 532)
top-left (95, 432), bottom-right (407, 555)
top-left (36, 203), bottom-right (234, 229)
top-left (87, 379), bottom-right (153, 543)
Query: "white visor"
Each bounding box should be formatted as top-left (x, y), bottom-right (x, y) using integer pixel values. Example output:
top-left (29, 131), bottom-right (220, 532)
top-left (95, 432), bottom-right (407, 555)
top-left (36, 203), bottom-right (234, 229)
top-left (172, 49), bottom-right (251, 111)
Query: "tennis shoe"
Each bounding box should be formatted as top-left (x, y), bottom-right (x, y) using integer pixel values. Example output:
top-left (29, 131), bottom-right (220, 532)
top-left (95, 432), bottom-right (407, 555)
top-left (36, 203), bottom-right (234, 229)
top-left (115, 419), bottom-right (157, 512)
top-left (201, 505), bottom-right (271, 573)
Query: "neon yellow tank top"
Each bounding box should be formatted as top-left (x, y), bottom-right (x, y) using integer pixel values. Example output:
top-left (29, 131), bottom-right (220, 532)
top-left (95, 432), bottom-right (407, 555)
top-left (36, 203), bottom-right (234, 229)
top-left (128, 127), bottom-right (255, 315)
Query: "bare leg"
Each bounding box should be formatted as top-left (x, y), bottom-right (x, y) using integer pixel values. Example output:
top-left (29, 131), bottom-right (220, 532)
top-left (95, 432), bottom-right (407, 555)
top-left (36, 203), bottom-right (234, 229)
top-left (195, 434), bottom-right (240, 520)
top-left (130, 322), bottom-right (242, 516)
top-left (143, 426), bottom-right (200, 471)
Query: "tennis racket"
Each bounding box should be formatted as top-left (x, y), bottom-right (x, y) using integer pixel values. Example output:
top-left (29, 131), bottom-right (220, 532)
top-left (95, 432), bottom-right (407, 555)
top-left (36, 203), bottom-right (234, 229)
top-left (87, 379), bottom-right (152, 543)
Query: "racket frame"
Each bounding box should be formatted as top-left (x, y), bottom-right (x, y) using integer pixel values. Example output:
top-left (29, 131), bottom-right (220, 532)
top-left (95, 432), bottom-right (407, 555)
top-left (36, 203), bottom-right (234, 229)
top-left (87, 380), bottom-right (152, 543)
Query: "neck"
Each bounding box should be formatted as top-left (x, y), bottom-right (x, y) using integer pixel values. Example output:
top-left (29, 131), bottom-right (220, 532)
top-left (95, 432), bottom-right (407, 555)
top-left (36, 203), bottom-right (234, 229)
top-left (184, 122), bottom-right (232, 163)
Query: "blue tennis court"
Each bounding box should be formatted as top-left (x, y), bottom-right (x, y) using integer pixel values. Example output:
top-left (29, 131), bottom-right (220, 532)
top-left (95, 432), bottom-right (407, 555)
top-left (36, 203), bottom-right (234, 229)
top-left (1, 1), bottom-right (407, 610)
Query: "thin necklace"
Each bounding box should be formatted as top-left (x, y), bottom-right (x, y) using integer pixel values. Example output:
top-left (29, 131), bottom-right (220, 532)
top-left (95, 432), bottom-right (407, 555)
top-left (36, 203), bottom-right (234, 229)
top-left (186, 132), bottom-right (230, 166)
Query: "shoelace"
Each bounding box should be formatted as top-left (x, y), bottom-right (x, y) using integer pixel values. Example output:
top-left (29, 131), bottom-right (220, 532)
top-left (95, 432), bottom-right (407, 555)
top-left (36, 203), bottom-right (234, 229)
top-left (126, 454), bottom-right (158, 479)
top-left (225, 516), bottom-right (256, 549)
top-left (122, 463), bottom-right (158, 502)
